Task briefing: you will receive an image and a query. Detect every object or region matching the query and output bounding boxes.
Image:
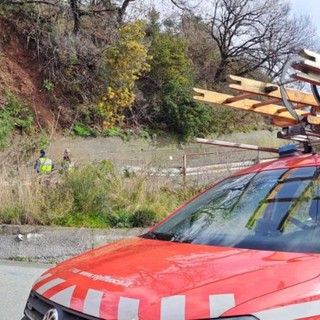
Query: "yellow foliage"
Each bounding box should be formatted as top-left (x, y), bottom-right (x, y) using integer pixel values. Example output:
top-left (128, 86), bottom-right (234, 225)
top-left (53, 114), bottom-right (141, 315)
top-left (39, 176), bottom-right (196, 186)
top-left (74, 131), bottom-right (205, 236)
top-left (99, 20), bottom-right (151, 128)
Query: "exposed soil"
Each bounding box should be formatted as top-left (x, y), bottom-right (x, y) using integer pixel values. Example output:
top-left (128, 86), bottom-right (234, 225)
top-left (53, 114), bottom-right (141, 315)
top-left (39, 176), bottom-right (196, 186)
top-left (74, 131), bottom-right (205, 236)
top-left (0, 20), bottom-right (283, 174)
top-left (0, 19), bottom-right (54, 127)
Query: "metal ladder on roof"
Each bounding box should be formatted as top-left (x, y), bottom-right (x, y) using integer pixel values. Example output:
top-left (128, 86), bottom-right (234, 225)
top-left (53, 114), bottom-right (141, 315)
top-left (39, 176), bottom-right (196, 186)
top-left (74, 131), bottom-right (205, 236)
top-left (193, 49), bottom-right (320, 153)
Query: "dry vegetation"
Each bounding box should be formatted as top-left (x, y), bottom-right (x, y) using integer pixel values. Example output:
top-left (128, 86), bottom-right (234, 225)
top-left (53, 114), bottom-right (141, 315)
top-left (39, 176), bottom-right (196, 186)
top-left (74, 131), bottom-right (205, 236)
top-left (0, 0), bottom-right (316, 227)
top-left (0, 0), bottom-right (316, 139)
top-left (0, 160), bottom-right (205, 227)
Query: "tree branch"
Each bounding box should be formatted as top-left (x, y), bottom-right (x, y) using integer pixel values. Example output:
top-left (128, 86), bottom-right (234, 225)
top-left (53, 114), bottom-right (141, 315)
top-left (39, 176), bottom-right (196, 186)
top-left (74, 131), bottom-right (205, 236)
top-left (117, 0), bottom-right (135, 23)
top-left (2, 0), bottom-right (60, 6)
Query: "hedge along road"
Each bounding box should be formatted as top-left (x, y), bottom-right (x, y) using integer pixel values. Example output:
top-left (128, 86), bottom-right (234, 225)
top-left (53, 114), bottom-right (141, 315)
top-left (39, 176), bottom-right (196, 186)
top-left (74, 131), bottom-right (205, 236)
top-left (0, 260), bottom-right (50, 320)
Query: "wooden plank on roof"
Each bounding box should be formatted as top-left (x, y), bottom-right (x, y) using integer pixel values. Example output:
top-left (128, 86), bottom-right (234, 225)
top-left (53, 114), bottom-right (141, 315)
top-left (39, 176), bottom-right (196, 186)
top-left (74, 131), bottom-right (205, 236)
top-left (229, 75), bottom-right (320, 108)
top-left (292, 72), bottom-right (320, 86)
top-left (299, 48), bottom-right (320, 62)
top-left (271, 116), bottom-right (297, 127)
top-left (252, 99), bottom-right (281, 108)
top-left (307, 115), bottom-right (320, 125)
top-left (224, 93), bottom-right (255, 103)
top-left (193, 88), bottom-right (308, 127)
top-left (293, 49), bottom-right (320, 74)
top-left (276, 104), bottom-right (308, 114)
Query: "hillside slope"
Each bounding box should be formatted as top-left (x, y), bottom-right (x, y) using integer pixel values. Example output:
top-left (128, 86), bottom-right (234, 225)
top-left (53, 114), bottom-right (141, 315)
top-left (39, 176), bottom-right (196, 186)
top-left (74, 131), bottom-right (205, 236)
top-left (0, 18), bottom-right (53, 127)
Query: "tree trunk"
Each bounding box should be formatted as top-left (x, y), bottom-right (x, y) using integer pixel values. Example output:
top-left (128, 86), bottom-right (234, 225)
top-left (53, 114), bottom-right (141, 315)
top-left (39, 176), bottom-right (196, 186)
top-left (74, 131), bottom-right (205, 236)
top-left (70, 0), bottom-right (80, 34)
top-left (214, 60), bottom-right (228, 83)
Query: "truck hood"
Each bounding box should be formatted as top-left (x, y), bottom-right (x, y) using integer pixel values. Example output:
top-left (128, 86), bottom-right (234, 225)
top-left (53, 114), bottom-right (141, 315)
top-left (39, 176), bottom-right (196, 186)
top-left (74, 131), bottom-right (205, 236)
top-left (33, 237), bottom-right (320, 319)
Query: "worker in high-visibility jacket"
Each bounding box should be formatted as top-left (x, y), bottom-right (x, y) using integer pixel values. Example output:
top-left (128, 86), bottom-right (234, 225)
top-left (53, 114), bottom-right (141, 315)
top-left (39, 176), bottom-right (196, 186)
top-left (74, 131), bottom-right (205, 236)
top-left (61, 148), bottom-right (76, 174)
top-left (34, 149), bottom-right (54, 174)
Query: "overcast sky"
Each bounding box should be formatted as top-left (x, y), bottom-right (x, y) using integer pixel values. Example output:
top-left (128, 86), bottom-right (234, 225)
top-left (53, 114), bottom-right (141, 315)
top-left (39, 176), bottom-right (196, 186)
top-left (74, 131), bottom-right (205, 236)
top-left (289, 0), bottom-right (320, 35)
top-left (131, 0), bottom-right (320, 38)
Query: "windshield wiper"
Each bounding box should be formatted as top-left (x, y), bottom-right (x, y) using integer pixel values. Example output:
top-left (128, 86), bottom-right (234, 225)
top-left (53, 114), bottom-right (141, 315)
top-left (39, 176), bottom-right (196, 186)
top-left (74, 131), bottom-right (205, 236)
top-left (142, 231), bottom-right (188, 242)
top-left (141, 231), bottom-right (158, 240)
top-left (170, 234), bottom-right (193, 243)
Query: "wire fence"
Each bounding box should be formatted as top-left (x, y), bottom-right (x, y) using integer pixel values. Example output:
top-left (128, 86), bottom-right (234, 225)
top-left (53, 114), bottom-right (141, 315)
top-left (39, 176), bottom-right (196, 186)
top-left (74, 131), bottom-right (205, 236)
top-left (0, 139), bottom-right (279, 187)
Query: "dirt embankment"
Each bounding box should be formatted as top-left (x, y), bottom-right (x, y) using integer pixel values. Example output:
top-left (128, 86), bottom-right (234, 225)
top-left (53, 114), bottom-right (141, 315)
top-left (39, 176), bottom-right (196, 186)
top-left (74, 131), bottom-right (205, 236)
top-left (0, 19), bottom-right (54, 127)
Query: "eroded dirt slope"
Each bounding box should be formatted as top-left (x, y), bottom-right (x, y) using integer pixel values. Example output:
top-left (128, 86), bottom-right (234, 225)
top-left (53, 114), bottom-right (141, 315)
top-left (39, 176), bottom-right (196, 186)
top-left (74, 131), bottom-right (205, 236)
top-left (0, 19), bottom-right (54, 127)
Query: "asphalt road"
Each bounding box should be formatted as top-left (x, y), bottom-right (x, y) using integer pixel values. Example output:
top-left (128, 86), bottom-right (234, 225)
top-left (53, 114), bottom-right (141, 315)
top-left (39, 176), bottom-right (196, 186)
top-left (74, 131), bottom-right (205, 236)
top-left (0, 260), bottom-right (51, 320)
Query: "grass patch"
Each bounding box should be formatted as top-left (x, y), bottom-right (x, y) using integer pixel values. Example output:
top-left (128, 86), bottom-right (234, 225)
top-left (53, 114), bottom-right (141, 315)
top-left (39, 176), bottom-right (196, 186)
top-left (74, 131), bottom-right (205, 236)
top-left (0, 160), bottom-right (206, 228)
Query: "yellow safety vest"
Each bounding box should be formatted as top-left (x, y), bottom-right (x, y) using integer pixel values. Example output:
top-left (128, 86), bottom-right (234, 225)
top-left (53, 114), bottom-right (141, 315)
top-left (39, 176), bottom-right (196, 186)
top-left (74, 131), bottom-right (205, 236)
top-left (62, 160), bottom-right (75, 173)
top-left (39, 157), bottom-right (53, 174)
top-left (68, 162), bottom-right (75, 173)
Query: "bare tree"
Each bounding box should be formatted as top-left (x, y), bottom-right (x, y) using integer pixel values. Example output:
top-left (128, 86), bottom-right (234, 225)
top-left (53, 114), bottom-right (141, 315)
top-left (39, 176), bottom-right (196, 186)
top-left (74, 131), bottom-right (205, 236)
top-left (207, 0), bottom-right (317, 82)
top-left (178, 13), bottom-right (218, 87)
top-left (169, 0), bottom-right (202, 12)
top-left (2, 0), bottom-right (136, 33)
top-left (67, 0), bottom-right (136, 33)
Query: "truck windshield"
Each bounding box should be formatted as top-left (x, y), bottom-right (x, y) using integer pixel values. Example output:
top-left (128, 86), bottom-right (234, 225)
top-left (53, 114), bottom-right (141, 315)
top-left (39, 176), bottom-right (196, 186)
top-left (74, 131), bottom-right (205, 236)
top-left (146, 166), bottom-right (320, 253)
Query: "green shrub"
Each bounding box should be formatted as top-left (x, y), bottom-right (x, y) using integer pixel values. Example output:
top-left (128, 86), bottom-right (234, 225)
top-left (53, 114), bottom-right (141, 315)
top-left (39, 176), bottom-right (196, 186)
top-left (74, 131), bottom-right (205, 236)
top-left (62, 161), bottom-right (114, 216)
top-left (4, 90), bottom-right (33, 131)
top-left (73, 122), bottom-right (91, 136)
top-left (0, 205), bottom-right (25, 225)
top-left (73, 122), bottom-right (99, 137)
top-left (54, 213), bottom-right (110, 228)
top-left (0, 116), bottom-right (14, 149)
top-left (123, 166), bottom-right (136, 178)
top-left (159, 83), bottom-right (213, 140)
top-left (138, 130), bottom-right (150, 139)
top-left (43, 79), bottom-right (54, 92)
top-left (0, 90), bottom-right (33, 149)
top-left (129, 208), bottom-right (158, 227)
top-left (107, 209), bottom-right (132, 228)
top-left (103, 126), bottom-right (121, 137)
